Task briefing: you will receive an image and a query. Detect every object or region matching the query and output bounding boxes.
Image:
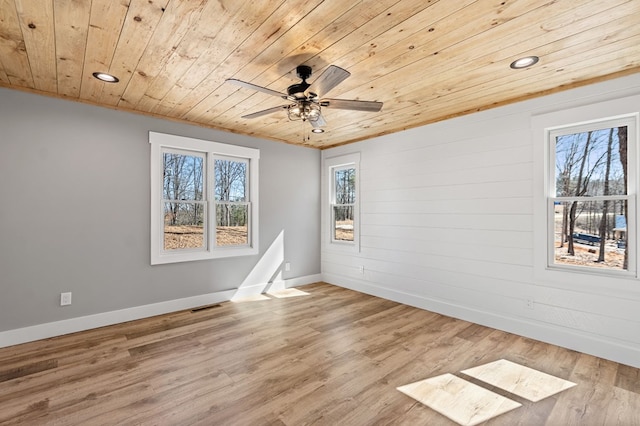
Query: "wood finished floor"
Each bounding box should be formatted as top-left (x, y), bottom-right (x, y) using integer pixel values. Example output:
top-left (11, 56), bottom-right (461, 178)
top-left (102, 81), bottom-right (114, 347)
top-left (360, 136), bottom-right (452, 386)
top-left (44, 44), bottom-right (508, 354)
top-left (0, 282), bottom-right (639, 425)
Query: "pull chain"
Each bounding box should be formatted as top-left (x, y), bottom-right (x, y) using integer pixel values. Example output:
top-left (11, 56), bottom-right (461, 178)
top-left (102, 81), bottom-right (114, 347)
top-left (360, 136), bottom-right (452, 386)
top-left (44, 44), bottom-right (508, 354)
top-left (302, 120), bottom-right (309, 142)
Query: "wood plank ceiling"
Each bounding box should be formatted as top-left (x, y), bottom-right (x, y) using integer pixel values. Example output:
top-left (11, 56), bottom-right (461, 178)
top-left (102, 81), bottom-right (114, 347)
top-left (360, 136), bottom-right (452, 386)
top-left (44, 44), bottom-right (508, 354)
top-left (1, 0), bottom-right (639, 149)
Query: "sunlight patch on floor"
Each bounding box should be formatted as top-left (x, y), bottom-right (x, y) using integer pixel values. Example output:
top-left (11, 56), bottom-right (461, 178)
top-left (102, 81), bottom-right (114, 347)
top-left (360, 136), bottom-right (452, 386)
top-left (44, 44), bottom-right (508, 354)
top-left (398, 359), bottom-right (576, 425)
top-left (230, 294), bottom-right (271, 303)
top-left (461, 359), bottom-right (576, 402)
top-left (231, 288), bottom-right (311, 303)
top-left (267, 288), bottom-right (310, 298)
top-left (397, 373), bottom-right (521, 426)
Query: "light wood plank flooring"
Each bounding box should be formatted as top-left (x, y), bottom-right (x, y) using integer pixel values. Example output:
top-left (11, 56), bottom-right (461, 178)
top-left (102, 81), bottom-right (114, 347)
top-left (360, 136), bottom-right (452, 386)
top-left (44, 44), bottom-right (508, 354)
top-left (1, 283), bottom-right (639, 425)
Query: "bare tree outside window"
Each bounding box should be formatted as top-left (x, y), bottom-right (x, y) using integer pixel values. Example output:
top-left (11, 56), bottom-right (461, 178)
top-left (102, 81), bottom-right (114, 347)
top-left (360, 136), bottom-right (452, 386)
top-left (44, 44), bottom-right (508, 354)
top-left (333, 167), bottom-right (356, 241)
top-left (553, 125), bottom-right (627, 271)
top-left (617, 126), bottom-right (629, 270)
top-left (215, 158), bottom-right (249, 246)
top-left (162, 152), bottom-right (205, 250)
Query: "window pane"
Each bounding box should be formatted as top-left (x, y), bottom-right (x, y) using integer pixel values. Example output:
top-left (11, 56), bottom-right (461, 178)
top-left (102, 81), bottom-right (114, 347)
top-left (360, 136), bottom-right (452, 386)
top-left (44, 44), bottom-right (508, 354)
top-left (163, 202), bottom-right (204, 250)
top-left (555, 126), bottom-right (627, 197)
top-left (216, 204), bottom-right (248, 246)
top-left (163, 152), bottom-right (204, 201)
top-left (215, 159), bottom-right (247, 201)
top-left (552, 200), bottom-right (627, 271)
top-left (335, 168), bottom-right (356, 204)
top-left (333, 206), bottom-right (354, 241)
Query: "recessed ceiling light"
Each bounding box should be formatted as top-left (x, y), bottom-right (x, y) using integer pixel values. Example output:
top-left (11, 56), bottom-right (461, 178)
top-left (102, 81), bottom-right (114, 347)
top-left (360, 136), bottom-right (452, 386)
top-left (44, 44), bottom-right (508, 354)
top-left (92, 72), bottom-right (119, 83)
top-left (510, 56), bottom-right (539, 69)
top-left (311, 128), bottom-right (325, 133)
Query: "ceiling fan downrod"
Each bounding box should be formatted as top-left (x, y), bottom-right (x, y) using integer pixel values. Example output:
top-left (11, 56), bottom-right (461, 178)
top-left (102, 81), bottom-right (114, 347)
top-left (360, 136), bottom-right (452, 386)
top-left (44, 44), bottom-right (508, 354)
top-left (287, 65), bottom-right (313, 97)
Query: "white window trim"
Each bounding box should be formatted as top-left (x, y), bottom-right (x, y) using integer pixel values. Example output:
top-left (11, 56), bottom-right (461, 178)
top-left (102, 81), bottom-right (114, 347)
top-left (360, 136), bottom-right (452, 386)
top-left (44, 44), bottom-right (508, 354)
top-left (532, 97), bottom-right (640, 289)
top-left (150, 132), bottom-right (259, 265)
top-left (324, 152), bottom-right (360, 253)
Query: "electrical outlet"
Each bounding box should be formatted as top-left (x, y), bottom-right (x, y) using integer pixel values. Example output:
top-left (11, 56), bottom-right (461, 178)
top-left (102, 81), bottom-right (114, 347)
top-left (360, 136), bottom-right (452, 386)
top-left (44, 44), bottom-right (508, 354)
top-left (526, 298), bottom-right (534, 309)
top-left (60, 292), bottom-right (72, 306)
top-left (358, 265), bottom-right (364, 274)
top-left (285, 262), bottom-right (291, 272)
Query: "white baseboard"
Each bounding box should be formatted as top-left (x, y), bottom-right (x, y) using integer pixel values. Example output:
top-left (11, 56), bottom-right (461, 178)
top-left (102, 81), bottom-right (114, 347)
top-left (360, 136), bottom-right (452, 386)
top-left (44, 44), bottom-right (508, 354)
top-left (284, 273), bottom-right (323, 288)
top-left (0, 274), bottom-right (322, 349)
top-left (322, 273), bottom-right (640, 369)
top-left (0, 290), bottom-right (236, 349)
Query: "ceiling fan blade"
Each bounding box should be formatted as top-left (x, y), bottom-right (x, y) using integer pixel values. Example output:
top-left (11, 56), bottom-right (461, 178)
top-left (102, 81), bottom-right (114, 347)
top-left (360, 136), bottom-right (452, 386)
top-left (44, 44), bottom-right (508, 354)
top-left (307, 65), bottom-right (351, 98)
top-left (226, 79), bottom-right (288, 99)
top-left (322, 98), bottom-right (383, 112)
top-left (310, 113), bottom-right (327, 128)
top-left (241, 105), bottom-right (289, 119)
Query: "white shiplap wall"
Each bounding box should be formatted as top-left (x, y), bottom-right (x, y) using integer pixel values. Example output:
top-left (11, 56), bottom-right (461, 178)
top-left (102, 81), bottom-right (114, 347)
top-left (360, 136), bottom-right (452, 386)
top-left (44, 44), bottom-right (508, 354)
top-left (322, 73), bottom-right (640, 368)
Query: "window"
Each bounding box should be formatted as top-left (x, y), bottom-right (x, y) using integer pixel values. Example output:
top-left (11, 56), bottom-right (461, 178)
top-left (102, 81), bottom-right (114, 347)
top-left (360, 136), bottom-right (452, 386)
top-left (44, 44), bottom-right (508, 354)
top-left (214, 156), bottom-right (249, 247)
top-left (326, 153), bottom-right (360, 250)
top-left (546, 115), bottom-right (636, 276)
top-left (332, 166), bottom-right (356, 242)
top-left (150, 132), bottom-right (259, 264)
top-left (162, 149), bottom-right (206, 251)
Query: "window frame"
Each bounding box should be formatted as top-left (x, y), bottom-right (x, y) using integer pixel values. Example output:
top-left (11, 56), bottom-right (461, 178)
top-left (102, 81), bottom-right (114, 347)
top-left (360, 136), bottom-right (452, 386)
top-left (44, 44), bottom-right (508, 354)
top-left (150, 132), bottom-right (259, 265)
top-left (325, 153), bottom-right (360, 252)
top-left (536, 111), bottom-right (638, 280)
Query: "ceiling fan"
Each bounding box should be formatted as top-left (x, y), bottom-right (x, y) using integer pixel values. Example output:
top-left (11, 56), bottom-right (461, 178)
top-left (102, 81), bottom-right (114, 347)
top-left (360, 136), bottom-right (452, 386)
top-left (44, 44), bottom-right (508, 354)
top-left (226, 65), bottom-right (383, 131)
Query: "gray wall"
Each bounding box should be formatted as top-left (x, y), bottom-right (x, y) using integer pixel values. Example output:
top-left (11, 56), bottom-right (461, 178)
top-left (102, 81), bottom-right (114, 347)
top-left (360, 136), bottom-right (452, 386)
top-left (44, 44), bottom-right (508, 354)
top-left (0, 88), bottom-right (320, 331)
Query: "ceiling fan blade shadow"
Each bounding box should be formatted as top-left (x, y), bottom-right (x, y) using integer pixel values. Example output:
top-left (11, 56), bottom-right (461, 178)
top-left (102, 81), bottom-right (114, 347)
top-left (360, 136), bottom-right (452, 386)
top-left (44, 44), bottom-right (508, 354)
top-left (322, 98), bottom-right (383, 112)
top-left (226, 79), bottom-right (289, 99)
top-left (307, 65), bottom-right (350, 98)
top-left (310, 113), bottom-right (327, 128)
top-left (241, 105), bottom-right (289, 119)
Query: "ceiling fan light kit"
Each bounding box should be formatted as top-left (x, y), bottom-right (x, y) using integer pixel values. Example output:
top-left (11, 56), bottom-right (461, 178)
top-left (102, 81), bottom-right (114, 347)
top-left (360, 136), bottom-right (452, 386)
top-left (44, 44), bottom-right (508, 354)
top-left (227, 64), bottom-right (383, 133)
top-left (287, 101), bottom-right (322, 122)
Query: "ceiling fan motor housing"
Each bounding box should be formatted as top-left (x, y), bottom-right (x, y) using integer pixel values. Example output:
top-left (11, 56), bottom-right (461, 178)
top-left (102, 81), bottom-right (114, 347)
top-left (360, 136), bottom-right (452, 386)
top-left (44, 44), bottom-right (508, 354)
top-left (296, 65), bottom-right (312, 80)
top-left (287, 65), bottom-right (313, 97)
